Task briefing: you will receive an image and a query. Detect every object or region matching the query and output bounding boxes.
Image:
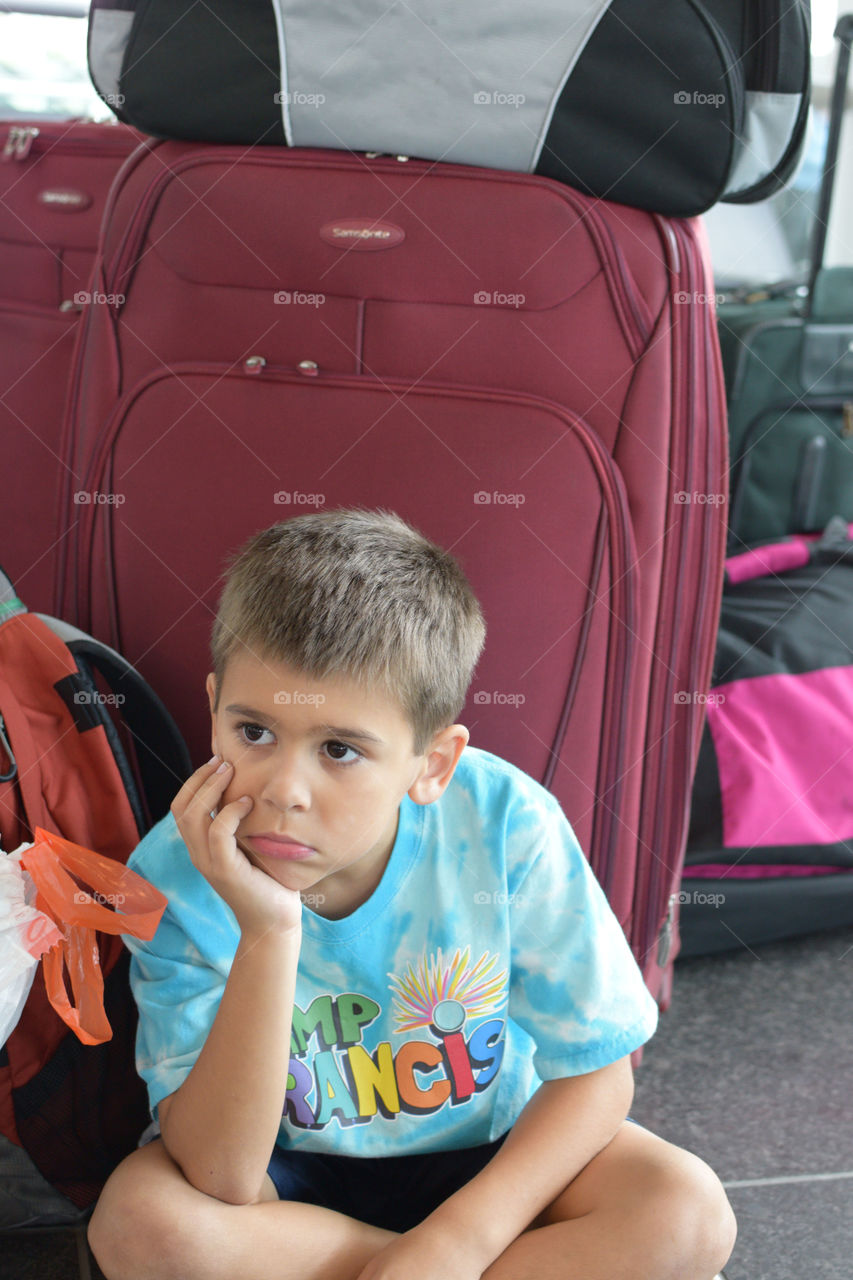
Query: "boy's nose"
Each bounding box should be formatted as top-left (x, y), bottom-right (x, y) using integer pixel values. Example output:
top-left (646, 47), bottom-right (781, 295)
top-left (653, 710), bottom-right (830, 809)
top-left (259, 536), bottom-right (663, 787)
top-left (258, 757), bottom-right (311, 811)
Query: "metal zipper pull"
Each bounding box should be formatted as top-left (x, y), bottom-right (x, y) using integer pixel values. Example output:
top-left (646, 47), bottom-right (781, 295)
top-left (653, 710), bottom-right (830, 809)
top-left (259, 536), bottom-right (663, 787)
top-left (843, 402), bottom-right (853, 438)
top-left (656, 892), bottom-right (678, 967)
top-left (2, 127), bottom-right (20, 161)
top-left (14, 127), bottom-right (39, 160)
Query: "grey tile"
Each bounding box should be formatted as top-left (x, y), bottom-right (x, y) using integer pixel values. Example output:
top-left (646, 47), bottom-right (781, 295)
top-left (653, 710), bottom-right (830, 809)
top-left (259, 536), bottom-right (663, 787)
top-left (631, 923), bottom-right (853, 1278)
top-left (718, 1179), bottom-right (853, 1280)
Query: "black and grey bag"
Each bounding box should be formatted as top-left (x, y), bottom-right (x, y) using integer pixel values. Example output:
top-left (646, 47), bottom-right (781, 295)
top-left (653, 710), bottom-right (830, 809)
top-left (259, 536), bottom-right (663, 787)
top-left (88, 0), bottom-right (811, 217)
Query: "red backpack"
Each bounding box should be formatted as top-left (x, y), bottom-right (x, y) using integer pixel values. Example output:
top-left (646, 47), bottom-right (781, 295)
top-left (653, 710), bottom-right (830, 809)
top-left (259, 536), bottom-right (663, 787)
top-left (0, 568), bottom-right (190, 1220)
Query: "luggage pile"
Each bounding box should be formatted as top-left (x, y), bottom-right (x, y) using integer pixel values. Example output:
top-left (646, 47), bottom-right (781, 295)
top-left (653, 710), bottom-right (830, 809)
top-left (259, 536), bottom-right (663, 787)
top-left (0, 0), bottom-right (824, 1224)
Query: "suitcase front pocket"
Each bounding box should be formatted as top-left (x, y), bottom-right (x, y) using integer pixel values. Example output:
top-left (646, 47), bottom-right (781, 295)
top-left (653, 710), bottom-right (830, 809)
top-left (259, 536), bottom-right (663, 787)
top-left (74, 364), bottom-right (637, 862)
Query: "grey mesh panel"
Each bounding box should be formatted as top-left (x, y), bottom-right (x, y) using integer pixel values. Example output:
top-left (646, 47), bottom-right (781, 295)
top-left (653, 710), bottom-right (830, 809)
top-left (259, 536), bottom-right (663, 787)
top-left (724, 91), bottom-right (805, 196)
top-left (0, 1134), bottom-right (85, 1229)
top-left (88, 9), bottom-right (135, 100)
top-left (274, 0), bottom-right (611, 170)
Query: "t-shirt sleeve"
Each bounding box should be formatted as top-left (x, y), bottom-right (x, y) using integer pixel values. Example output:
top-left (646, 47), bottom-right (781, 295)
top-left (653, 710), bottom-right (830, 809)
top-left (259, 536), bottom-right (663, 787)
top-left (124, 913), bottom-right (229, 1117)
top-left (507, 797), bottom-right (658, 1078)
top-left (124, 826), bottom-right (238, 1117)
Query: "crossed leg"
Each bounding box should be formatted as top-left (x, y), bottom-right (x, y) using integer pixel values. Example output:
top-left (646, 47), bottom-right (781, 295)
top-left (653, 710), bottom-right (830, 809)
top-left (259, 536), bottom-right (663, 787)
top-left (88, 1122), bottom-right (736, 1280)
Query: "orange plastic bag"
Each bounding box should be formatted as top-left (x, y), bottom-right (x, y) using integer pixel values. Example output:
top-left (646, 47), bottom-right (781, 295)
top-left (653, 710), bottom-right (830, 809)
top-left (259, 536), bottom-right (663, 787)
top-left (19, 827), bottom-right (168, 1046)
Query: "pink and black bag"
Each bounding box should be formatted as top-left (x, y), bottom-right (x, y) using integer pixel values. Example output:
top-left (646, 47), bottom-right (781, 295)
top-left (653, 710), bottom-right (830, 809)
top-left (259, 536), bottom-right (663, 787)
top-left (680, 517), bottom-right (853, 955)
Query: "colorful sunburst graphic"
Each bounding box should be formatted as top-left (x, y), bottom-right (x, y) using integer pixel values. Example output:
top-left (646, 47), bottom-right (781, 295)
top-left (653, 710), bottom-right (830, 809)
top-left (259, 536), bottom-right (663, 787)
top-left (388, 947), bottom-right (507, 1034)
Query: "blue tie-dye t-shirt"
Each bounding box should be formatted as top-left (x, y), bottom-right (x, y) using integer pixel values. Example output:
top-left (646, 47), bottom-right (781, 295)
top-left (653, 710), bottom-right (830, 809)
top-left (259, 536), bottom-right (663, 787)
top-left (125, 746), bottom-right (658, 1156)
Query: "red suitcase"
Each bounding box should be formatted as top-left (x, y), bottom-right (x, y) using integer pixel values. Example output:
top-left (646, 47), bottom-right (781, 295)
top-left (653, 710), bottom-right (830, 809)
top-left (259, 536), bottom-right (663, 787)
top-left (59, 140), bottom-right (727, 1005)
top-left (0, 119), bottom-right (139, 612)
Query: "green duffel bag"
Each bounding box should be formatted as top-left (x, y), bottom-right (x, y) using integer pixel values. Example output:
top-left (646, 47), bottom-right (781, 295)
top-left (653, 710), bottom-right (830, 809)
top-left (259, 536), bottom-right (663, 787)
top-left (720, 268), bottom-right (853, 551)
top-left (718, 16), bottom-right (853, 553)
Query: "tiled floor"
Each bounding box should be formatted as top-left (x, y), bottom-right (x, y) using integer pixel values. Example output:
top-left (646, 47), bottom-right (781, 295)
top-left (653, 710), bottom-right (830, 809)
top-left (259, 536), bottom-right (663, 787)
top-left (631, 922), bottom-right (853, 1280)
top-left (5, 922), bottom-right (852, 1280)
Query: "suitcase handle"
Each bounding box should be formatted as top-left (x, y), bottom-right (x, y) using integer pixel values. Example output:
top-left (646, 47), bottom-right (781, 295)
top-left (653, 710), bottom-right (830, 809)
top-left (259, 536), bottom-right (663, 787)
top-left (805, 16), bottom-right (853, 310)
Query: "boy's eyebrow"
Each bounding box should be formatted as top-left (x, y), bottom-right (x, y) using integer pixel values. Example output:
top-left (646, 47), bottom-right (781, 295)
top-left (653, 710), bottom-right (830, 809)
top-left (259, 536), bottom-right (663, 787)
top-left (223, 704), bottom-right (384, 745)
top-left (225, 703), bottom-right (273, 722)
top-left (320, 724), bottom-right (385, 745)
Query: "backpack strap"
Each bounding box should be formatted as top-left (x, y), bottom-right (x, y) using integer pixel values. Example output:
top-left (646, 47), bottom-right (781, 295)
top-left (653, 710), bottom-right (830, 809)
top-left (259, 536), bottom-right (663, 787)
top-left (0, 568), bottom-right (26, 622)
top-left (39, 617), bottom-right (192, 831)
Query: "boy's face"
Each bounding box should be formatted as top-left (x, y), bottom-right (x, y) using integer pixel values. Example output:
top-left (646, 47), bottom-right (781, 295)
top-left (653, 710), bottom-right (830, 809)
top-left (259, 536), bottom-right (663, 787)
top-left (207, 650), bottom-right (466, 919)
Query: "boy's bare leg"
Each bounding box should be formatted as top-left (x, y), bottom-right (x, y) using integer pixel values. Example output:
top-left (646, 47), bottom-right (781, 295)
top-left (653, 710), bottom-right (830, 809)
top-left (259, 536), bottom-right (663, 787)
top-left (90, 1123), bottom-right (736, 1280)
top-left (88, 1140), bottom-right (398, 1280)
top-left (481, 1120), bottom-right (737, 1280)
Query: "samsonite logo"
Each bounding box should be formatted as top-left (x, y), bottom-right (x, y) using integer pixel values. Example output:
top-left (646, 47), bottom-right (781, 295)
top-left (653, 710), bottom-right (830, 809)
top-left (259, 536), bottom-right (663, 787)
top-left (320, 219), bottom-right (405, 251)
top-left (37, 188), bottom-right (92, 211)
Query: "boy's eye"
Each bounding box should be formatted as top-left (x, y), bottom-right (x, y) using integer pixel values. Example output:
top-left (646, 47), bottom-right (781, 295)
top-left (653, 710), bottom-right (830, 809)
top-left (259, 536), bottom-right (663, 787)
top-left (237, 722), bottom-right (275, 746)
top-left (323, 740), bottom-right (361, 765)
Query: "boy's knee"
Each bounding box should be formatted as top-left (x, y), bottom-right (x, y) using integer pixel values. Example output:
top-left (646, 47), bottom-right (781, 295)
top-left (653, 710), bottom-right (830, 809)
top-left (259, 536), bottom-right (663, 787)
top-left (651, 1149), bottom-right (737, 1277)
top-left (88, 1148), bottom-right (212, 1280)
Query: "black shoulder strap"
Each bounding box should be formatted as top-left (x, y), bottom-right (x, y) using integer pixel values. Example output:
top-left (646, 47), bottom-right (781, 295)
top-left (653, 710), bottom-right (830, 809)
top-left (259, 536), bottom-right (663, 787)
top-left (39, 617), bottom-right (192, 832)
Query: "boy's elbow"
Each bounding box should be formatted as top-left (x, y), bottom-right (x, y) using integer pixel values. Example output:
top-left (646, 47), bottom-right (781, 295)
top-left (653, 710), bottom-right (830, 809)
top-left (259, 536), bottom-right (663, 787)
top-left (176, 1155), bottom-right (267, 1205)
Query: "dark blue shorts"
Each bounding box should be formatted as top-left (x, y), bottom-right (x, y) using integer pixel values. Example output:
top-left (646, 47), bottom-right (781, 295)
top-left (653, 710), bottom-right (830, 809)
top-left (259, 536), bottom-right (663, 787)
top-left (266, 1133), bottom-right (509, 1233)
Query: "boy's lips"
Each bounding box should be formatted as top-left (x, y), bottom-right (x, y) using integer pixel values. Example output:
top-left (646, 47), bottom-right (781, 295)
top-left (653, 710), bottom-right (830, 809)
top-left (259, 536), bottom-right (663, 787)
top-left (245, 833), bottom-right (316, 861)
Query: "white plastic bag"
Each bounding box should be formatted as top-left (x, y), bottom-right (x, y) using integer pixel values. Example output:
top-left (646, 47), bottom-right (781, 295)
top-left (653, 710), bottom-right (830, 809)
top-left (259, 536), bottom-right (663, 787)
top-left (0, 844), bottom-right (62, 1047)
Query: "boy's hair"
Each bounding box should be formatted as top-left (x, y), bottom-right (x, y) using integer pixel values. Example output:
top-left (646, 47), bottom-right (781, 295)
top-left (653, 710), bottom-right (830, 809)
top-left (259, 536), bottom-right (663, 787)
top-left (211, 509), bottom-right (486, 752)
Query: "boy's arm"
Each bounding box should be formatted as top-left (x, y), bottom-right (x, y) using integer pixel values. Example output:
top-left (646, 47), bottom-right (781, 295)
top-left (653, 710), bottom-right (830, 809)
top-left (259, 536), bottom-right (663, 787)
top-left (157, 923), bottom-right (300, 1204)
top-left (357, 1056), bottom-right (634, 1280)
top-left (420, 1055), bottom-right (635, 1265)
top-left (156, 758), bottom-right (303, 1205)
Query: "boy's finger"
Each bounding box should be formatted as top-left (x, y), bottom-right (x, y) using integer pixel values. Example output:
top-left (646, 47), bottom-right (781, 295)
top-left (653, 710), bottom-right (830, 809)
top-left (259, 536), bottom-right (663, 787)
top-left (171, 754), bottom-right (223, 809)
top-left (210, 794), bottom-right (253, 836)
top-left (172, 757), bottom-right (233, 820)
top-left (207, 796), bottom-right (253, 866)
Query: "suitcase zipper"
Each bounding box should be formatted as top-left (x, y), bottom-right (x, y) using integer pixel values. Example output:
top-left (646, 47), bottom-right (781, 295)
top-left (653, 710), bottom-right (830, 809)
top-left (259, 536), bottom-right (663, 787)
top-left (76, 360), bottom-right (638, 872)
top-left (2, 122), bottom-right (133, 162)
top-left (635, 217), bottom-right (726, 974)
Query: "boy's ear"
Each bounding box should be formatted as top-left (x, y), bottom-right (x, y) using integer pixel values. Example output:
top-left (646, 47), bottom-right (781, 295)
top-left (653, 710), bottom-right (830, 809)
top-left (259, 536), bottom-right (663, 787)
top-left (206, 673), bottom-right (219, 755)
top-left (408, 725), bottom-right (469, 806)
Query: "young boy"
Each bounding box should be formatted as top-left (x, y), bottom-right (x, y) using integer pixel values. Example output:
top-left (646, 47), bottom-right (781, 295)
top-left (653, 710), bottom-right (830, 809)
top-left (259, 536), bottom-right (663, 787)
top-left (89, 509), bottom-right (736, 1280)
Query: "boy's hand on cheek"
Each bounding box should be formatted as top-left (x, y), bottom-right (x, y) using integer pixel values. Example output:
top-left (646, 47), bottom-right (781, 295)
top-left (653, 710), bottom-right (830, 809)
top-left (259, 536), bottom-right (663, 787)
top-left (171, 757), bottom-right (302, 939)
